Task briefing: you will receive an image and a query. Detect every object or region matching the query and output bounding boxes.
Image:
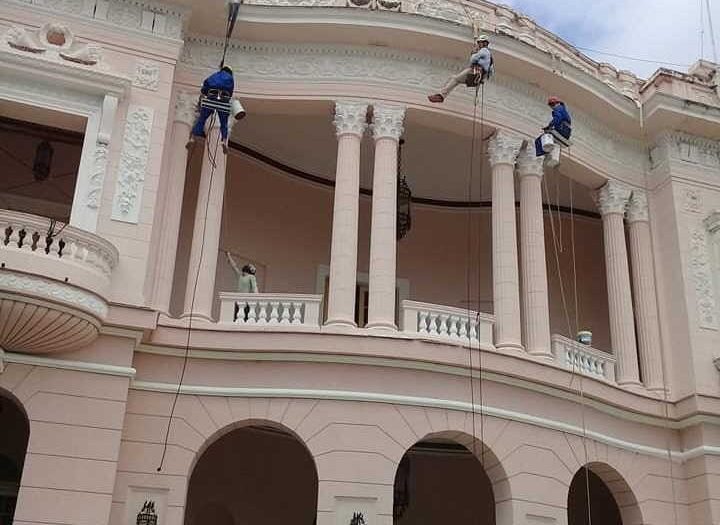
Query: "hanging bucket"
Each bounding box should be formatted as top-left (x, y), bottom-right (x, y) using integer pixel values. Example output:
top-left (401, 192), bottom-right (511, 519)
top-left (576, 330), bottom-right (592, 346)
top-left (541, 133), bottom-right (555, 153)
top-left (231, 98), bottom-right (246, 120)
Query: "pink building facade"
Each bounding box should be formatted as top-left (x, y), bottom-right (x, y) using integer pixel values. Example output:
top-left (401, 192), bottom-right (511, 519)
top-left (0, 1), bottom-right (720, 524)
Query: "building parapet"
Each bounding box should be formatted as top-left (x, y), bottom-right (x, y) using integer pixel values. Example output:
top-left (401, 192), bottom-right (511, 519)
top-left (552, 334), bottom-right (616, 382)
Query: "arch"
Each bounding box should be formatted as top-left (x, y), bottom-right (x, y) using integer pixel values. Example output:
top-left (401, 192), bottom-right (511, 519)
top-left (568, 462), bottom-right (643, 525)
top-left (393, 431), bottom-right (512, 525)
top-left (0, 387), bottom-right (30, 525)
top-left (184, 419), bottom-right (318, 525)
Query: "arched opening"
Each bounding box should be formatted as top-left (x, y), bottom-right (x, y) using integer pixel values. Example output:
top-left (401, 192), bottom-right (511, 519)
top-left (568, 464), bottom-right (641, 525)
top-left (393, 439), bottom-right (495, 525)
top-left (0, 390), bottom-right (29, 525)
top-left (184, 423), bottom-right (318, 525)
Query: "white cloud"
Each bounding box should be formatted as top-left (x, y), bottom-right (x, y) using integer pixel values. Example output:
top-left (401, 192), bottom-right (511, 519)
top-left (504, 0), bottom-right (720, 78)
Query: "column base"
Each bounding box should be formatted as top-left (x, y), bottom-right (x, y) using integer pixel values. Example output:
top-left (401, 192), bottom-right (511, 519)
top-left (617, 380), bottom-right (644, 392)
top-left (325, 317), bottom-right (358, 329)
top-left (528, 350), bottom-right (554, 360)
top-left (179, 311), bottom-right (214, 324)
top-left (366, 321), bottom-right (398, 332)
top-left (495, 342), bottom-right (526, 356)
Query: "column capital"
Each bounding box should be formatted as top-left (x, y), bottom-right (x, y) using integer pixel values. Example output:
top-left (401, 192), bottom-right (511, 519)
top-left (626, 190), bottom-right (649, 223)
top-left (488, 130), bottom-right (524, 167)
top-left (174, 91), bottom-right (198, 127)
top-left (516, 144), bottom-right (544, 178)
top-left (594, 181), bottom-right (632, 216)
top-left (333, 101), bottom-right (369, 138)
top-left (371, 104), bottom-right (405, 141)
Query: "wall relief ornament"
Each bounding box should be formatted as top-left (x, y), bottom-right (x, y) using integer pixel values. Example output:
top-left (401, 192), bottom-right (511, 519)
top-left (111, 105), bottom-right (154, 223)
top-left (651, 132), bottom-right (720, 169)
top-left (690, 227), bottom-right (719, 330)
top-left (174, 92), bottom-right (199, 127)
top-left (4, 23), bottom-right (102, 65)
top-left (133, 60), bottom-right (160, 91)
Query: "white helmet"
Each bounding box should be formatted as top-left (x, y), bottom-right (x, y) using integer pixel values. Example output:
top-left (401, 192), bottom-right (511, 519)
top-left (476, 34), bottom-right (490, 43)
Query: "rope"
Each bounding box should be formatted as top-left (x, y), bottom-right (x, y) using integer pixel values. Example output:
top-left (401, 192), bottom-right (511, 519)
top-left (157, 113), bottom-right (223, 471)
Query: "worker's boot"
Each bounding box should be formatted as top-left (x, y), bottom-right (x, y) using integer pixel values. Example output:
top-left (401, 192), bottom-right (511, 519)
top-left (222, 141), bottom-right (229, 155)
top-left (428, 94), bottom-right (445, 103)
top-left (185, 136), bottom-right (195, 150)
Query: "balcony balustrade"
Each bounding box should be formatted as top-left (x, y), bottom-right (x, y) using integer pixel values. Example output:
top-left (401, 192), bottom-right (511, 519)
top-left (401, 300), bottom-right (495, 350)
top-left (552, 334), bottom-right (616, 382)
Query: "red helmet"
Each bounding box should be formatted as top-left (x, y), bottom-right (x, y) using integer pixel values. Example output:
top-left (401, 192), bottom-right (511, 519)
top-left (547, 96), bottom-right (562, 106)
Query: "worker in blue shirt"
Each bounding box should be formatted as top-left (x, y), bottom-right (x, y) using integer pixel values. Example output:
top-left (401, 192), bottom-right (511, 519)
top-left (535, 96), bottom-right (572, 157)
top-left (187, 66), bottom-right (236, 154)
top-left (428, 35), bottom-right (494, 103)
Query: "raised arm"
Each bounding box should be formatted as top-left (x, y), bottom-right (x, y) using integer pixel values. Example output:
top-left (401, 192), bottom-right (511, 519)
top-left (225, 251), bottom-right (240, 275)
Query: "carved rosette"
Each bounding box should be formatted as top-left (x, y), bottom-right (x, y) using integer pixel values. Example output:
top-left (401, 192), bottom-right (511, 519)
top-left (371, 104), bottom-right (405, 142)
top-left (594, 181), bottom-right (632, 216)
top-left (626, 190), bottom-right (649, 223)
top-left (516, 145), bottom-right (544, 178)
top-left (333, 101), bottom-right (369, 138)
top-left (174, 92), bottom-right (199, 127)
top-left (487, 131), bottom-right (523, 167)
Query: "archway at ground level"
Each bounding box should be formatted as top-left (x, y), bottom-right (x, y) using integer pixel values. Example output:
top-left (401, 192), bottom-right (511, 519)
top-left (0, 389), bottom-right (29, 525)
top-left (184, 423), bottom-right (318, 525)
top-left (393, 440), bottom-right (495, 525)
top-left (568, 463), bottom-right (642, 525)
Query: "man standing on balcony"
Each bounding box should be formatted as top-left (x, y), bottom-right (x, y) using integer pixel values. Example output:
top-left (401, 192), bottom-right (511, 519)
top-left (428, 35), bottom-right (494, 103)
top-left (226, 251), bottom-right (258, 322)
top-left (186, 65), bottom-right (241, 154)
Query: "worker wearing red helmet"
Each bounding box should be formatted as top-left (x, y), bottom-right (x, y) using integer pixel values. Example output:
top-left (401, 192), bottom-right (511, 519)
top-left (535, 96), bottom-right (572, 157)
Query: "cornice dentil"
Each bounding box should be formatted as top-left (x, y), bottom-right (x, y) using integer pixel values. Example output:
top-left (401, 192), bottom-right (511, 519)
top-left (333, 101), bottom-right (368, 137)
top-left (372, 104), bottom-right (405, 141)
top-left (487, 130), bottom-right (523, 167)
top-left (593, 181), bottom-right (632, 216)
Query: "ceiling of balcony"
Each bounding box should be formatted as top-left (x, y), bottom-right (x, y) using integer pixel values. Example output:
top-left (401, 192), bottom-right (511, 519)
top-left (230, 100), bottom-right (600, 213)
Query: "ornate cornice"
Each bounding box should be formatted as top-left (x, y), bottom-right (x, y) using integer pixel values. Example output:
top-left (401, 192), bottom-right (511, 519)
top-left (626, 190), bottom-right (649, 223)
top-left (516, 144), bottom-right (544, 178)
top-left (487, 130), bottom-right (523, 167)
top-left (333, 100), bottom-right (368, 137)
top-left (174, 91), bottom-right (198, 127)
top-left (371, 103), bottom-right (405, 141)
top-left (180, 38), bottom-right (646, 176)
top-left (650, 131), bottom-right (720, 170)
top-left (8, 0), bottom-right (188, 39)
top-left (594, 181), bottom-right (632, 216)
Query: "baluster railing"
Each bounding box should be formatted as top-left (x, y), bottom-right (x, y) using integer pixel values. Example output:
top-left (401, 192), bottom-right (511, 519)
top-left (219, 293), bottom-right (322, 328)
top-left (401, 300), bottom-right (495, 349)
top-left (551, 334), bottom-right (616, 382)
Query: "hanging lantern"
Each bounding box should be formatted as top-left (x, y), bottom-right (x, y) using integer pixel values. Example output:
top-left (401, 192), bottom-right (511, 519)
top-left (33, 140), bottom-right (53, 182)
top-left (393, 455), bottom-right (411, 519)
top-left (136, 501), bottom-right (158, 525)
top-left (396, 139), bottom-right (412, 240)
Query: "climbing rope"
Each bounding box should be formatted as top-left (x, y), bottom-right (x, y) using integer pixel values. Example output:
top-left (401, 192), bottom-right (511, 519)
top-left (157, 113), bottom-right (223, 471)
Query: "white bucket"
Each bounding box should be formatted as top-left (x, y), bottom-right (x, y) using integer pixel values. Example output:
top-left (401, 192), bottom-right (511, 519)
top-left (541, 133), bottom-right (555, 153)
top-left (231, 98), bottom-right (246, 120)
top-left (577, 330), bottom-right (592, 346)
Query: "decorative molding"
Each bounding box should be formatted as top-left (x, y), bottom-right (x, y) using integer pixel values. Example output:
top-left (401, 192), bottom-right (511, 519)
top-left (130, 380), bottom-right (708, 463)
top-left (85, 141), bottom-right (109, 209)
top-left (111, 105), bottom-right (154, 223)
top-left (133, 60), bottom-right (160, 91)
top-left (650, 132), bottom-right (720, 170)
top-left (173, 91), bottom-right (198, 127)
top-left (371, 103), bottom-right (405, 141)
top-left (333, 100), bottom-right (368, 137)
top-left (706, 211), bottom-right (720, 234)
top-left (0, 270), bottom-right (108, 318)
top-left (690, 228), bottom-right (719, 330)
top-left (9, 0), bottom-right (188, 39)
top-left (683, 188), bottom-right (703, 214)
top-left (0, 348), bottom-right (4, 374)
top-left (180, 39), bottom-right (646, 174)
top-left (487, 130), bottom-right (523, 167)
top-left (3, 350), bottom-right (136, 377)
top-left (626, 190), bottom-right (649, 223)
top-left (516, 144), bottom-right (544, 177)
top-left (4, 23), bottom-right (102, 66)
top-left (593, 180), bottom-right (632, 216)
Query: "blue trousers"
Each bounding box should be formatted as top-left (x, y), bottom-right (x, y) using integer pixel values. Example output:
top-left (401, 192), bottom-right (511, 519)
top-left (535, 123), bottom-right (571, 157)
top-left (191, 107), bottom-right (230, 141)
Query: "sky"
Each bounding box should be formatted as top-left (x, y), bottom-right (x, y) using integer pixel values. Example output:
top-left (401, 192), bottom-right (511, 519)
top-left (503, 0), bottom-right (720, 78)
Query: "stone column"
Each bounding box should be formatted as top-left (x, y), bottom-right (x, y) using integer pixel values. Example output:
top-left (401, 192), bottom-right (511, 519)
top-left (182, 118), bottom-right (230, 321)
top-left (594, 181), bottom-right (641, 386)
top-left (488, 131), bottom-right (524, 351)
top-left (627, 190), bottom-right (664, 391)
top-left (366, 104), bottom-right (405, 331)
top-left (517, 146), bottom-right (552, 357)
top-left (326, 101), bottom-right (368, 327)
top-left (152, 92), bottom-right (197, 313)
